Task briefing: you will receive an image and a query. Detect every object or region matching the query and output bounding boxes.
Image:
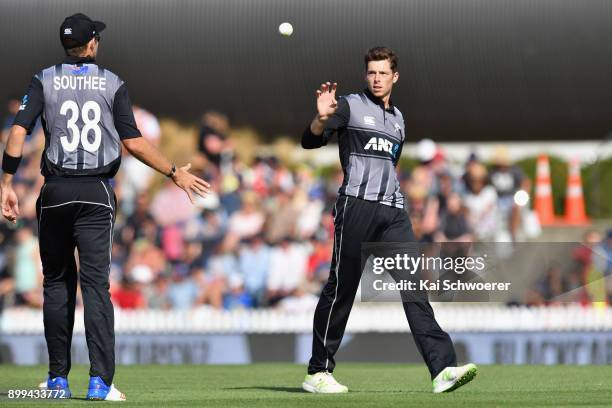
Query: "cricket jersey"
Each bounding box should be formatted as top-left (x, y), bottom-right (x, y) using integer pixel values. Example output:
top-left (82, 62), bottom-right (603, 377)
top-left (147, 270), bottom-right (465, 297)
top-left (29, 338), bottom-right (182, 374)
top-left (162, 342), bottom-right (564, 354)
top-left (302, 88), bottom-right (406, 208)
top-left (13, 56), bottom-right (141, 178)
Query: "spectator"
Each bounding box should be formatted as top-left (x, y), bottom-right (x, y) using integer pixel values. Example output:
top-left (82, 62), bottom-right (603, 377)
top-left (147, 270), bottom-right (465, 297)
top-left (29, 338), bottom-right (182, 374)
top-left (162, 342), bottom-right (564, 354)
top-left (593, 229), bottom-right (612, 278)
top-left (489, 146), bottom-right (525, 240)
top-left (435, 171), bottom-right (455, 216)
top-left (167, 265), bottom-right (200, 310)
top-left (204, 248), bottom-right (238, 308)
top-left (463, 163), bottom-right (499, 241)
top-left (303, 232), bottom-right (332, 294)
top-left (223, 274), bottom-right (253, 310)
top-left (112, 277), bottom-right (146, 309)
top-left (123, 192), bottom-right (160, 244)
top-left (237, 235), bottom-right (270, 306)
top-left (265, 190), bottom-right (299, 243)
top-left (0, 258), bottom-right (14, 316)
top-left (276, 286), bottom-right (319, 312)
top-left (184, 207), bottom-right (227, 263)
top-left (2, 96), bottom-right (22, 144)
top-left (266, 238), bottom-right (309, 305)
top-left (13, 225), bottom-right (41, 307)
top-left (435, 192), bottom-right (472, 242)
top-left (224, 191), bottom-right (265, 249)
top-left (405, 181), bottom-right (438, 242)
top-left (143, 274), bottom-right (171, 310)
top-left (414, 138), bottom-right (437, 194)
top-left (118, 105), bottom-right (161, 215)
top-left (527, 264), bottom-right (569, 305)
top-left (572, 230), bottom-right (605, 303)
top-left (150, 179), bottom-right (198, 225)
top-left (124, 239), bottom-right (166, 283)
top-left (198, 111), bottom-right (231, 168)
top-left (572, 230), bottom-right (602, 278)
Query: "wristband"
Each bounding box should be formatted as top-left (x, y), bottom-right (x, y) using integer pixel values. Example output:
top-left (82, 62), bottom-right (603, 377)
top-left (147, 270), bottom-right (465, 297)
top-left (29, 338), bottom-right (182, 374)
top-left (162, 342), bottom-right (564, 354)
top-left (2, 151), bottom-right (22, 175)
top-left (166, 163), bottom-right (177, 178)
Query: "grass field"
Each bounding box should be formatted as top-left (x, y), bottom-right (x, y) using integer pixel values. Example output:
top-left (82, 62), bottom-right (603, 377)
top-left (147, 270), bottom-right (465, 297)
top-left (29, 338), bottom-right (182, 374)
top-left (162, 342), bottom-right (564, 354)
top-left (1, 364), bottom-right (611, 407)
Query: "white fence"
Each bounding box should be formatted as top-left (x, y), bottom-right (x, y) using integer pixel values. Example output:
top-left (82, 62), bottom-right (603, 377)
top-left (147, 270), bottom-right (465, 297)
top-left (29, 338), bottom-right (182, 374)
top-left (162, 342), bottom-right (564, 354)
top-left (2, 304), bottom-right (611, 334)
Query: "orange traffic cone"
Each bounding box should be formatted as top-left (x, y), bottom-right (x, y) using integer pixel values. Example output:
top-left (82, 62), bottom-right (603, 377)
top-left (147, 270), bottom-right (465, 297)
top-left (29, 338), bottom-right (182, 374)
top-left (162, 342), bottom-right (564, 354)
top-left (563, 158), bottom-right (590, 225)
top-left (534, 154), bottom-right (555, 225)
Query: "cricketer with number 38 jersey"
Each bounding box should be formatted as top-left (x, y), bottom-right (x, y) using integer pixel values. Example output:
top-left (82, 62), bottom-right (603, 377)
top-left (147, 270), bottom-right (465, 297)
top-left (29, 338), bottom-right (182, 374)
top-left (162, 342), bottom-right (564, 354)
top-left (13, 56), bottom-right (140, 178)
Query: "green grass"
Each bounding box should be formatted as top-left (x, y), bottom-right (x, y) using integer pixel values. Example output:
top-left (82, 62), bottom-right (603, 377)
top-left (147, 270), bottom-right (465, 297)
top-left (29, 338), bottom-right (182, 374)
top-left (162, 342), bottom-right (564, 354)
top-left (0, 364), bottom-right (611, 407)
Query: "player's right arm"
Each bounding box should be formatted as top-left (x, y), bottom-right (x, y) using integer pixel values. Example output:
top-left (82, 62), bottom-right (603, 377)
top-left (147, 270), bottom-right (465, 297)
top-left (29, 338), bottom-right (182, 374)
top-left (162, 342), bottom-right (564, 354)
top-left (1, 75), bottom-right (44, 223)
top-left (122, 137), bottom-right (210, 203)
top-left (301, 82), bottom-right (349, 149)
top-left (0, 125), bottom-right (27, 223)
top-left (113, 83), bottom-right (211, 203)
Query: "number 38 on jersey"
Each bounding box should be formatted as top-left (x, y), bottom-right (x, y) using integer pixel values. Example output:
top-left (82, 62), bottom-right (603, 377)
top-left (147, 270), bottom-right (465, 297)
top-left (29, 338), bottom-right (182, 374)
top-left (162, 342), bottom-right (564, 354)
top-left (59, 99), bottom-right (102, 153)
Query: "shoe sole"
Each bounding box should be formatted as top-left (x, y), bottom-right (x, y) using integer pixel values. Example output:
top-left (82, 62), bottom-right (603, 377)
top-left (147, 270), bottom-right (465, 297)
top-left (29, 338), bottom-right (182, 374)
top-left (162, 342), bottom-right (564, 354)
top-left (86, 396), bottom-right (126, 401)
top-left (302, 382), bottom-right (348, 394)
top-left (444, 365), bottom-right (478, 393)
top-left (302, 382), bottom-right (317, 393)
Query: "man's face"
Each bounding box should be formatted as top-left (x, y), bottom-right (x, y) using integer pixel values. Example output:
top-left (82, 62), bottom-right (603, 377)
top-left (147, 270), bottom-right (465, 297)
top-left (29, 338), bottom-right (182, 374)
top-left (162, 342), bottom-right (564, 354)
top-left (365, 59), bottom-right (399, 99)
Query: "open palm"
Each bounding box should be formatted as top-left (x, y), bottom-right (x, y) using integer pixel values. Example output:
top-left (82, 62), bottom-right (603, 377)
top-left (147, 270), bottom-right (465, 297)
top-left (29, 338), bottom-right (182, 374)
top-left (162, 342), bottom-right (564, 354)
top-left (316, 82), bottom-right (338, 120)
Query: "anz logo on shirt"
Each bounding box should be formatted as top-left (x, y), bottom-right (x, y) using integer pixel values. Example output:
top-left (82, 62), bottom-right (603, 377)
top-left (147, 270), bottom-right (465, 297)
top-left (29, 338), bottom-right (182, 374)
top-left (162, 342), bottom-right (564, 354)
top-left (364, 137), bottom-right (400, 158)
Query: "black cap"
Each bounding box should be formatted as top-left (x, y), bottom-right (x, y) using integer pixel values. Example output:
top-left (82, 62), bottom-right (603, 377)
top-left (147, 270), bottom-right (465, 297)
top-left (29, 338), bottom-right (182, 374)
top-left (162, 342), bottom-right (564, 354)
top-left (59, 13), bottom-right (106, 49)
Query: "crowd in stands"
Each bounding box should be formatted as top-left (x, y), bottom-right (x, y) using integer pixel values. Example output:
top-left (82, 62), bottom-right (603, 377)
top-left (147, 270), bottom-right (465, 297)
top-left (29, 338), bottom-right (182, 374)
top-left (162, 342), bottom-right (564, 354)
top-left (0, 98), bottom-right (610, 312)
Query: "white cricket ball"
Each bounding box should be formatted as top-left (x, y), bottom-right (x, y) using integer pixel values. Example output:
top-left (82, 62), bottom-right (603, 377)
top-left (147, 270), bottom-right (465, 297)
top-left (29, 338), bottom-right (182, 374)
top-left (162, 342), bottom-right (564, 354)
top-left (279, 22), bottom-right (293, 36)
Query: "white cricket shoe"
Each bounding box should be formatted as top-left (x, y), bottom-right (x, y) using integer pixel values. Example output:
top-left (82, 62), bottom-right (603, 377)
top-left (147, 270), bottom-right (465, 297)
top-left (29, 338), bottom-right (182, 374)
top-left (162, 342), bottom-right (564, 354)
top-left (103, 384), bottom-right (127, 401)
top-left (302, 371), bottom-right (349, 394)
top-left (432, 363), bottom-right (478, 393)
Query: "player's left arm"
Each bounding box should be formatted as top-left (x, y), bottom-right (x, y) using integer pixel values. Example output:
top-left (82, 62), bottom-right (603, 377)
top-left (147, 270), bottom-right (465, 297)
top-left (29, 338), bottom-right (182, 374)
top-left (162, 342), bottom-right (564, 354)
top-left (1, 76), bottom-right (44, 223)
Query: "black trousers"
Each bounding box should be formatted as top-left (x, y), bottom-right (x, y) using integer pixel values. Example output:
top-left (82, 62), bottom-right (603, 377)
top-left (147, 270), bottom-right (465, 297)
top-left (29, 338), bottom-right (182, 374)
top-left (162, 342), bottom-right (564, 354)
top-left (36, 177), bottom-right (116, 386)
top-left (308, 195), bottom-right (457, 378)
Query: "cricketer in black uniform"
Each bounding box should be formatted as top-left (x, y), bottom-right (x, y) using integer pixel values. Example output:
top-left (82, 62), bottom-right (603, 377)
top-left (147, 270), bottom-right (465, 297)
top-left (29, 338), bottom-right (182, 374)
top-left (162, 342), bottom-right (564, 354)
top-left (0, 14), bottom-right (209, 394)
top-left (301, 47), bottom-right (460, 391)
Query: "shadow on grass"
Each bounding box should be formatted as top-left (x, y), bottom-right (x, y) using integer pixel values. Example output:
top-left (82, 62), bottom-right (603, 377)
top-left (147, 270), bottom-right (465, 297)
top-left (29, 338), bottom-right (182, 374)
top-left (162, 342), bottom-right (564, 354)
top-left (225, 386), bottom-right (305, 393)
top-left (224, 387), bottom-right (427, 394)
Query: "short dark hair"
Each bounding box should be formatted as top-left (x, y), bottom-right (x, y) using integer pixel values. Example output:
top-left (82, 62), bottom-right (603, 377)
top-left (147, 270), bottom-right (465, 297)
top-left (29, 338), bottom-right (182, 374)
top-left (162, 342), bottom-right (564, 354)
top-left (65, 43), bottom-right (89, 57)
top-left (364, 46), bottom-right (398, 72)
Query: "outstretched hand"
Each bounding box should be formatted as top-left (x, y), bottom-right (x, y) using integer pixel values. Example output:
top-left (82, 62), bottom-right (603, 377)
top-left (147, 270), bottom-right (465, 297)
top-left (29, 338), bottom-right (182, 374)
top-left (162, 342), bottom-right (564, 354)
top-left (316, 82), bottom-right (338, 121)
top-left (171, 163), bottom-right (211, 204)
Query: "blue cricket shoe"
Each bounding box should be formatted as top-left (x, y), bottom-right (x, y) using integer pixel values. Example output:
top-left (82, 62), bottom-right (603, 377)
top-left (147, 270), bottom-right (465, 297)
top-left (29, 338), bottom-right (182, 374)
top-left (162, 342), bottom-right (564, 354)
top-left (38, 376), bottom-right (72, 398)
top-left (86, 376), bottom-right (126, 401)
